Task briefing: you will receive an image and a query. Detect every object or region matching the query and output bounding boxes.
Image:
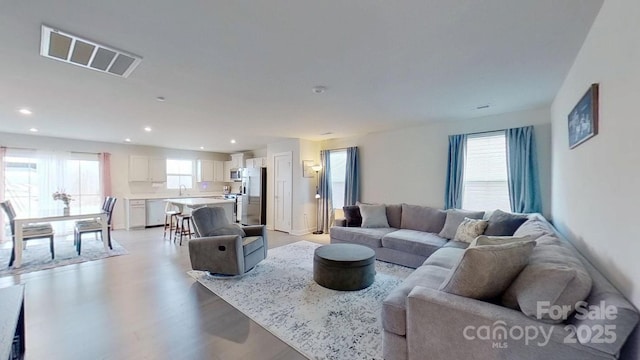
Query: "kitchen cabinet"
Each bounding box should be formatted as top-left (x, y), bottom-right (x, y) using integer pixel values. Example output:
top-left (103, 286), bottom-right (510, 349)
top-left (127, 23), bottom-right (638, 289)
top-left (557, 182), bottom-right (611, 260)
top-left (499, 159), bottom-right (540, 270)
top-left (126, 199), bottom-right (146, 229)
top-left (230, 153), bottom-right (244, 169)
top-left (223, 161), bottom-right (232, 182)
top-left (129, 156), bottom-right (166, 182)
top-left (246, 157), bottom-right (266, 168)
top-left (196, 159), bottom-right (214, 182)
top-left (213, 160), bottom-right (224, 182)
top-left (197, 160), bottom-right (225, 182)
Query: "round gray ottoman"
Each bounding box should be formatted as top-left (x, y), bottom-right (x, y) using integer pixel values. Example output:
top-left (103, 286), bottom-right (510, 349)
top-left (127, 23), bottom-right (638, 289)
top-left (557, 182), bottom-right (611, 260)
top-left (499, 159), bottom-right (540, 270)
top-left (313, 244), bottom-right (376, 291)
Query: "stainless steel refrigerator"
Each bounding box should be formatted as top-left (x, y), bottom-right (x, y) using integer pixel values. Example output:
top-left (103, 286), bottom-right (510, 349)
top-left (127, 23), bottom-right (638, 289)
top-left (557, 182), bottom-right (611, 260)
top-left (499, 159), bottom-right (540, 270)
top-left (240, 167), bottom-right (267, 225)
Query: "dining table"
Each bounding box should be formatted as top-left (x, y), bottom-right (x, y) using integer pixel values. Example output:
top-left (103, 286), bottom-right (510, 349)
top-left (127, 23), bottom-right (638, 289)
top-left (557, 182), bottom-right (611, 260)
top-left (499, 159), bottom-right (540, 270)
top-left (13, 209), bottom-right (109, 268)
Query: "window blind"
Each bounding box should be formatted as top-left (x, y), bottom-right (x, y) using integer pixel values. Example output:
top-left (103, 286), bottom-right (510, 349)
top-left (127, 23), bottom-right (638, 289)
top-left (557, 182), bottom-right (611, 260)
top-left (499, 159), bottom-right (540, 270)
top-left (462, 132), bottom-right (511, 211)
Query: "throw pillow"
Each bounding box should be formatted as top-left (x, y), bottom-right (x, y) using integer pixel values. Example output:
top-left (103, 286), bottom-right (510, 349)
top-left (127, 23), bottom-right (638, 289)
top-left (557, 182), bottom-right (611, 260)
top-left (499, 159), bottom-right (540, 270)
top-left (439, 240), bottom-right (536, 300)
top-left (439, 209), bottom-right (485, 239)
top-left (342, 205), bottom-right (362, 227)
top-left (359, 204), bottom-right (389, 228)
top-left (484, 209), bottom-right (528, 236)
top-left (204, 224), bottom-right (246, 237)
top-left (502, 241), bottom-right (593, 324)
top-left (453, 218), bottom-right (489, 243)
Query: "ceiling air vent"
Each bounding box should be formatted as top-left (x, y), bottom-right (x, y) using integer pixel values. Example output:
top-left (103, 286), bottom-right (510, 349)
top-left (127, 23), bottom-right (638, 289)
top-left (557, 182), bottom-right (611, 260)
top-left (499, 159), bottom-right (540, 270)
top-left (40, 25), bottom-right (142, 78)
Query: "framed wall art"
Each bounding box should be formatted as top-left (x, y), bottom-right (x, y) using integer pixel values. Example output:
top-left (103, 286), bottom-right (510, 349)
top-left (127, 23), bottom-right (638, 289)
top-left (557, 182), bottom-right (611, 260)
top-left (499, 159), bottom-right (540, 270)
top-left (568, 83), bottom-right (599, 149)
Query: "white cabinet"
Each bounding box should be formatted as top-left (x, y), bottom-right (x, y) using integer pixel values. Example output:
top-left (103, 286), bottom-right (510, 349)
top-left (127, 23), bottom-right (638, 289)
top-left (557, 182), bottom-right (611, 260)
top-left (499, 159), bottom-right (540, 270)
top-left (246, 157), bottom-right (266, 168)
top-left (230, 153), bottom-right (244, 169)
top-left (149, 158), bottom-right (167, 182)
top-left (223, 161), bottom-right (232, 182)
top-left (196, 160), bottom-right (214, 182)
top-left (197, 160), bottom-right (225, 182)
top-left (126, 199), bottom-right (146, 229)
top-left (129, 156), bottom-right (166, 182)
top-left (213, 160), bottom-right (224, 182)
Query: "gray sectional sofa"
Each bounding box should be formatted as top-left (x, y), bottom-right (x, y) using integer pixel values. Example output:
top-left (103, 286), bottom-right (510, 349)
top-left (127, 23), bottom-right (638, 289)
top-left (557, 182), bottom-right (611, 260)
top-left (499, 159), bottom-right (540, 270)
top-left (330, 204), bottom-right (639, 360)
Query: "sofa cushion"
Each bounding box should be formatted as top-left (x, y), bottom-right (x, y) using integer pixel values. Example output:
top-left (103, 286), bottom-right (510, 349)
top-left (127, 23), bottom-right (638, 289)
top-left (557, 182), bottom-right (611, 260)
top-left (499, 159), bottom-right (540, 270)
top-left (342, 205), bottom-right (362, 227)
top-left (502, 239), bottom-right (593, 323)
top-left (453, 218), bottom-right (488, 243)
top-left (360, 203), bottom-right (390, 228)
top-left (513, 214), bottom-right (556, 240)
top-left (422, 247), bottom-right (465, 269)
top-left (472, 235), bottom-right (533, 246)
top-left (442, 240), bottom-right (470, 249)
top-left (242, 236), bottom-right (264, 255)
top-left (382, 264), bottom-right (450, 336)
top-left (381, 230), bottom-right (447, 258)
top-left (439, 240), bottom-right (535, 300)
top-left (330, 226), bottom-right (397, 248)
top-left (400, 204), bottom-right (446, 233)
top-left (484, 209), bottom-right (528, 236)
top-left (385, 204), bottom-right (403, 229)
top-left (439, 209), bottom-right (485, 239)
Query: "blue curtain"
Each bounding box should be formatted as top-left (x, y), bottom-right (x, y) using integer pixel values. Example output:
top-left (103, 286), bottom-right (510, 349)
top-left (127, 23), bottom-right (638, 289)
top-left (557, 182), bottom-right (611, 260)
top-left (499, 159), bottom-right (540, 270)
top-left (444, 134), bottom-right (467, 209)
top-left (319, 150), bottom-right (333, 233)
top-left (344, 147), bottom-right (359, 206)
top-left (506, 126), bottom-right (542, 213)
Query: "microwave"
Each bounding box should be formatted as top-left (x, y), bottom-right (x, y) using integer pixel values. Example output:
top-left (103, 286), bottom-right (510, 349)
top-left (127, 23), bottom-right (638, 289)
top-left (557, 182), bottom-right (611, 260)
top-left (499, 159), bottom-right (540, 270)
top-left (230, 168), bottom-right (243, 181)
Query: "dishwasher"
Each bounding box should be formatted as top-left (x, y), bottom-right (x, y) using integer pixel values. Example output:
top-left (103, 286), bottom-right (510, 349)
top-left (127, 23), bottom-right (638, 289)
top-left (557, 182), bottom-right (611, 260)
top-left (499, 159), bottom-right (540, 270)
top-left (146, 199), bottom-right (167, 227)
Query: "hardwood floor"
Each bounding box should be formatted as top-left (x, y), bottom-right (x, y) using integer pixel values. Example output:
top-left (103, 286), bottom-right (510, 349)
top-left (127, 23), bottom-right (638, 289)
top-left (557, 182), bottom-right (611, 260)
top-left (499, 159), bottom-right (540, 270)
top-left (0, 227), bottom-right (330, 360)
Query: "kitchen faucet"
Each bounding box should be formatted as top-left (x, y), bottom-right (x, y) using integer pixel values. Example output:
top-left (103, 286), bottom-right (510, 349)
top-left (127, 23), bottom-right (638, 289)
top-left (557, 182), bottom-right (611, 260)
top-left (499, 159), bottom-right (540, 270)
top-left (179, 185), bottom-right (187, 196)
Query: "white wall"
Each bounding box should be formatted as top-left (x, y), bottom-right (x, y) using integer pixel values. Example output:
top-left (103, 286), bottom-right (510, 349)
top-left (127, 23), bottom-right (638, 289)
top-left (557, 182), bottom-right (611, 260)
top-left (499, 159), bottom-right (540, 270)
top-left (550, 0), bottom-right (640, 356)
top-left (322, 107), bottom-right (552, 217)
top-left (0, 132), bottom-right (231, 230)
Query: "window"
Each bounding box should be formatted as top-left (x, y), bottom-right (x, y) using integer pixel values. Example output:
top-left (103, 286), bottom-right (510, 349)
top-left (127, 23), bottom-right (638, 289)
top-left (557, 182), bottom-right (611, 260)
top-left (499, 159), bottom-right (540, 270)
top-left (166, 159), bottom-right (193, 189)
top-left (462, 133), bottom-right (511, 211)
top-left (329, 150), bottom-right (347, 210)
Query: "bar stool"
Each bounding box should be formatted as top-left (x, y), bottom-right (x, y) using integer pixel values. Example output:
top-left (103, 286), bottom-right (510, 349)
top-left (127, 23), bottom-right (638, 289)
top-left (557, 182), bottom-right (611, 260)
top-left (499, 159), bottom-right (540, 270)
top-left (163, 202), bottom-right (182, 241)
top-left (174, 207), bottom-right (193, 245)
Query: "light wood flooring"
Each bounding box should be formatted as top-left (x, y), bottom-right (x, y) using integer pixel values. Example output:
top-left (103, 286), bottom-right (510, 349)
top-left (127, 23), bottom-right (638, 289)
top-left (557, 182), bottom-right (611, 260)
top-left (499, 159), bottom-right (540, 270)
top-left (0, 227), bottom-right (330, 360)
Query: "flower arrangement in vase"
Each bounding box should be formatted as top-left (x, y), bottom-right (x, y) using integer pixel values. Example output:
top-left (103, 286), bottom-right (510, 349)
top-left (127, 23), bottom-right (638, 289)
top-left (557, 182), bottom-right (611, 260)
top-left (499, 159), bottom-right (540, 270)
top-left (53, 190), bottom-right (73, 215)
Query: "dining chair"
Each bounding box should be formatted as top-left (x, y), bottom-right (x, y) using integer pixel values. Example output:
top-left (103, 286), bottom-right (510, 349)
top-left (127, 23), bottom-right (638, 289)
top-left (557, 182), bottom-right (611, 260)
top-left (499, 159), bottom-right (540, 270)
top-left (74, 197), bottom-right (117, 255)
top-left (1, 200), bottom-right (55, 267)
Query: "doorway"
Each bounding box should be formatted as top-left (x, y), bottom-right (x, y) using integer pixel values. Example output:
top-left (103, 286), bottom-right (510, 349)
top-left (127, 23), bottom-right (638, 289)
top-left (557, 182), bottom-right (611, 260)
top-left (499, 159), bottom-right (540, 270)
top-left (273, 152), bottom-right (292, 232)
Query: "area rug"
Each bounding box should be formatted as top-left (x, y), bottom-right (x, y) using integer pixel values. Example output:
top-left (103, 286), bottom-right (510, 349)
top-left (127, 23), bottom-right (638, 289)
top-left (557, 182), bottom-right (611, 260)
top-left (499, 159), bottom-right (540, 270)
top-left (189, 240), bottom-right (414, 360)
top-left (0, 237), bottom-right (128, 277)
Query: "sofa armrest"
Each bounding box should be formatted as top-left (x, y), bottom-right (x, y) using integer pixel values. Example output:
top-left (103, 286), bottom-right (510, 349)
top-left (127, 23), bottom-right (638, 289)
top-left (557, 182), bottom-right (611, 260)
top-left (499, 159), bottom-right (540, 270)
top-left (188, 235), bottom-right (244, 274)
top-left (243, 225), bottom-right (265, 237)
top-left (406, 286), bottom-right (610, 360)
top-left (334, 218), bottom-right (347, 227)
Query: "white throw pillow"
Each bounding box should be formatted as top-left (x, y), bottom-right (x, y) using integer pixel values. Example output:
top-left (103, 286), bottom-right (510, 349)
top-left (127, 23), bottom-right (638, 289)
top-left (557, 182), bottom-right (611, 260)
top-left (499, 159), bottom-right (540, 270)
top-left (359, 204), bottom-right (389, 228)
top-left (454, 218), bottom-right (489, 243)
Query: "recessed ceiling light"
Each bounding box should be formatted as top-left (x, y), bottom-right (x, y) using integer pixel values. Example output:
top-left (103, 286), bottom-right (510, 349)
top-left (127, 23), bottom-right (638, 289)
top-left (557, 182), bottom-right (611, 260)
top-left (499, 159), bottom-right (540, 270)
top-left (199, 146), bottom-right (204, 150)
top-left (124, 138), bottom-right (132, 143)
top-left (230, 139), bottom-right (236, 144)
top-left (29, 128), bottom-right (38, 132)
top-left (312, 86), bottom-right (327, 94)
top-left (144, 126), bottom-right (152, 132)
top-left (156, 96), bottom-right (166, 102)
top-left (18, 108), bottom-right (32, 115)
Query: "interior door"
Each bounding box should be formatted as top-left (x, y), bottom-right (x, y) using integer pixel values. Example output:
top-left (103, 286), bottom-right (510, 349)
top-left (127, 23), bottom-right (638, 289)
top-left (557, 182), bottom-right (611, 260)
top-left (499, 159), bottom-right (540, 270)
top-left (274, 152), bottom-right (292, 232)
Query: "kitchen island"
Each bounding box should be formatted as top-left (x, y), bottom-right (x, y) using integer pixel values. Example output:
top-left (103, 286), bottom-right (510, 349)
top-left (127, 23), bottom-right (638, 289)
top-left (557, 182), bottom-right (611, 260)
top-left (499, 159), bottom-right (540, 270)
top-left (165, 198), bottom-right (235, 224)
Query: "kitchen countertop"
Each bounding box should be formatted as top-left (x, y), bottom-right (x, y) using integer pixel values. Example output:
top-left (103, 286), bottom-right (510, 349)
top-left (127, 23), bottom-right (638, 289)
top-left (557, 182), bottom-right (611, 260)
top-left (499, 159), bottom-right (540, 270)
top-left (124, 193), bottom-right (225, 200)
top-left (165, 198), bottom-right (235, 207)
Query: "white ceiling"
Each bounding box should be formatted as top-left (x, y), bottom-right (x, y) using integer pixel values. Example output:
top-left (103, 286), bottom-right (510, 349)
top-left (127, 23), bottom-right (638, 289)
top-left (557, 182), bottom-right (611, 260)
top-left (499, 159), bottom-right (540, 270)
top-left (0, 0), bottom-right (603, 153)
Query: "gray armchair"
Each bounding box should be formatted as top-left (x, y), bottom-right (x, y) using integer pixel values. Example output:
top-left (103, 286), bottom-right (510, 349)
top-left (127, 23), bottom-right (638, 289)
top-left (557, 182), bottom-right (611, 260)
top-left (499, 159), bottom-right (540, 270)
top-left (189, 206), bottom-right (267, 275)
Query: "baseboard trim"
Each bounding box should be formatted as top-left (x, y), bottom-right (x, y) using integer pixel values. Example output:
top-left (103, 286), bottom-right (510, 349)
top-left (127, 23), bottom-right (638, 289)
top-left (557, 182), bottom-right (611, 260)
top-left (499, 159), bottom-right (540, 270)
top-left (289, 228), bottom-right (316, 236)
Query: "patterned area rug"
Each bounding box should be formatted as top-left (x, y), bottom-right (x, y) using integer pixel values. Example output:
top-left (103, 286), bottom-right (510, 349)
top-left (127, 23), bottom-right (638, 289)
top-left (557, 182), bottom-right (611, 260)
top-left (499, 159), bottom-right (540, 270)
top-left (189, 240), bottom-right (414, 360)
top-left (0, 236), bottom-right (128, 277)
